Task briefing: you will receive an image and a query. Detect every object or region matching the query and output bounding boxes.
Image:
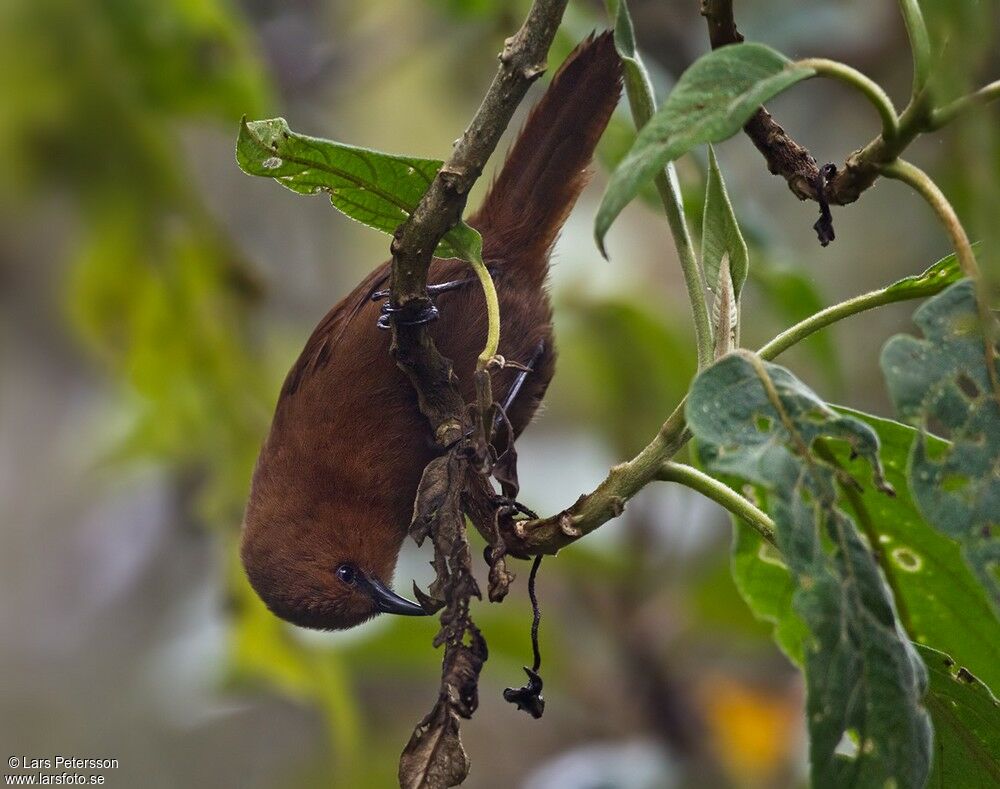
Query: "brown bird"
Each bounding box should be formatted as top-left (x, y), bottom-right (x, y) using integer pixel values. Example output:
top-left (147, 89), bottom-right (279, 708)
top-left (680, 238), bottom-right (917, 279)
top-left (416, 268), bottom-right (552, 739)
top-left (241, 33), bottom-right (622, 630)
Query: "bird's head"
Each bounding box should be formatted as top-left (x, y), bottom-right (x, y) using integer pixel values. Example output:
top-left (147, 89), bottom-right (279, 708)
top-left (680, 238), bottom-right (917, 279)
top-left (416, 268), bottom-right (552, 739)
top-left (239, 496), bottom-right (429, 631)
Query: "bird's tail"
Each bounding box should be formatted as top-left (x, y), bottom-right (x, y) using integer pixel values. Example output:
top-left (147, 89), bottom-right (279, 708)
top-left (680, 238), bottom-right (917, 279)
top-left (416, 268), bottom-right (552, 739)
top-left (469, 32), bottom-right (622, 283)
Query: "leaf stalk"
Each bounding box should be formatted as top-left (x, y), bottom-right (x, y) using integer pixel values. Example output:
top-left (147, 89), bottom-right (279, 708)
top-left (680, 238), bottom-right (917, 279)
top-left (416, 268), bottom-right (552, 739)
top-left (611, 0), bottom-right (714, 369)
top-left (658, 461), bottom-right (777, 546)
top-left (798, 58), bottom-right (900, 141)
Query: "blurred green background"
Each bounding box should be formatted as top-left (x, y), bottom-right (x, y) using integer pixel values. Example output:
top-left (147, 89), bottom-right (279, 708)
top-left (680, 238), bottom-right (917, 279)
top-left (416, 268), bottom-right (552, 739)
top-left (1, 1), bottom-right (996, 787)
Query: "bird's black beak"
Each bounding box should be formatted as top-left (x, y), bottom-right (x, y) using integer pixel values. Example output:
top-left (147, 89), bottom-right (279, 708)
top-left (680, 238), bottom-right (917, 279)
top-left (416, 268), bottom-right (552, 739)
top-left (362, 574), bottom-right (429, 616)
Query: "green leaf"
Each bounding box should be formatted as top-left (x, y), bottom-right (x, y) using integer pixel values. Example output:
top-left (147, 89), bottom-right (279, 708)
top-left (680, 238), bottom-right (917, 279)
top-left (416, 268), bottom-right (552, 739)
top-left (236, 117), bottom-right (482, 261)
top-left (882, 247), bottom-right (965, 300)
top-left (831, 408), bottom-right (1000, 690)
top-left (881, 279), bottom-right (1000, 613)
top-left (687, 354), bottom-right (932, 789)
top-left (596, 43), bottom-right (815, 252)
top-left (918, 645), bottom-right (1000, 788)
top-left (702, 145), bottom-right (749, 302)
top-left (731, 516), bottom-right (809, 666)
top-left (730, 407), bottom-right (1000, 690)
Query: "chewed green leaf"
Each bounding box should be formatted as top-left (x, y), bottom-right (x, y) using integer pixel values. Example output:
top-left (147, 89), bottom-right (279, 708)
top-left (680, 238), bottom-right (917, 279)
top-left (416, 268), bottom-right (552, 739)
top-left (687, 354), bottom-right (932, 789)
top-left (881, 279), bottom-right (1000, 613)
top-left (596, 43), bottom-right (815, 253)
top-left (918, 645), bottom-right (1000, 787)
top-left (688, 355), bottom-right (886, 489)
top-left (729, 402), bottom-right (1000, 784)
top-left (732, 406), bottom-right (1000, 688)
top-left (236, 117), bottom-right (482, 261)
top-left (832, 408), bottom-right (1000, 689)
top-left (703, 146), bottom-right (749, 303)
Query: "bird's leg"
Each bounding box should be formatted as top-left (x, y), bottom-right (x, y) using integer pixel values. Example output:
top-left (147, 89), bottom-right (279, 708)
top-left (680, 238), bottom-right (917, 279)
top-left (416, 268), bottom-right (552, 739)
top-left (489, 341), bottom-right (545, 514)
top-left (373, 265), bottom-right (501, 330)
top-left (494, 341), bottom-right (545, 427)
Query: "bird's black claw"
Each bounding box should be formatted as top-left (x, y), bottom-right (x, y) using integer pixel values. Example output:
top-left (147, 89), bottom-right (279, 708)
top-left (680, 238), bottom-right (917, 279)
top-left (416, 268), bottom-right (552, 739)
top-left (373, 265), bottom-right (503, 329)
top-left (492, 494), bottom-right (538, 520)
top-left (376, 301), bottom-right (440, 331)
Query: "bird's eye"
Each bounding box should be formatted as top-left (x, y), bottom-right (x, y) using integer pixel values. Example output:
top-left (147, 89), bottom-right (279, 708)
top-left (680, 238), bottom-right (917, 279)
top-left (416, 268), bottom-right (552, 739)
top-left (335, 563), bottom-right (358, 585)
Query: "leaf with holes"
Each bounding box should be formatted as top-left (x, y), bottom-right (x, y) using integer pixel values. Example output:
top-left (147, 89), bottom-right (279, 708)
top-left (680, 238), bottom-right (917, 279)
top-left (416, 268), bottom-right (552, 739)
top-left (917, 644), bottom-right (1000, 787)
top-left (881, 279), bottom-right (1000, 613)
top-left (687, 354), bottom-right (932, 788)
top-left (831, 409), bottom-right (1000, 689)
top-left (236, 117), bottom-right (482, 261)
top-left (596, 43), bottom-right (815, 253)
top-left (731, 409), bottom-right (1000, 687)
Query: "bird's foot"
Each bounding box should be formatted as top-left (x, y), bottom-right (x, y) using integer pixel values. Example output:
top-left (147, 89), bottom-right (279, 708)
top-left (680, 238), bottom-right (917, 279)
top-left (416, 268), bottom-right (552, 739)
top-left (373, 266), bottom-right (501, 331)
top-left (375, 300), bottom-right (439, 331)
top-left (492, 494), bottom-right (538, 521)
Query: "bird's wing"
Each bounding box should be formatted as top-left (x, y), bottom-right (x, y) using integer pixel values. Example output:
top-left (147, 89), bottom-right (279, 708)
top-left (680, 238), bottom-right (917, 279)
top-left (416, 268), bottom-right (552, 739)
top-left (278, 262), bottom-right (390, 399)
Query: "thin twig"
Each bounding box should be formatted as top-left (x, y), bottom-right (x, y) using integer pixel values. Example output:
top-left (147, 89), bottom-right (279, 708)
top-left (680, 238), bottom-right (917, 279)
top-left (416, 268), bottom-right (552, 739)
top-left (700, 0), bottom-right (821, 202)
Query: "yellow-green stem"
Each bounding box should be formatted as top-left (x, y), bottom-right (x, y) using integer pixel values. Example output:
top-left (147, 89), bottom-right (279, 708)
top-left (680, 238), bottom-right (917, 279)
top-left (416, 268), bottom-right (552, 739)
top-left (897, 0), bottom-right (931, 99)
top-left (928, 80), bottom-right (1000, 130)
top-left (879, 159), bottom-right (977, 278)
top-left (879, 157), bottom-right (998, 394)
top-left (469, 253), bottom-right (501, 370)
top-left (659, 462), bottom-right (777, 546)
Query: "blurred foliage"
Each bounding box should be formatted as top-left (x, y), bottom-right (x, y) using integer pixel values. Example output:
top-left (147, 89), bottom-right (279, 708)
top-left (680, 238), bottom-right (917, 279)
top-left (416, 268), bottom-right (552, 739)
top-left (0, 0), bottom-right (374, 781)
top-left (558, 297), bottom-right (697, 456)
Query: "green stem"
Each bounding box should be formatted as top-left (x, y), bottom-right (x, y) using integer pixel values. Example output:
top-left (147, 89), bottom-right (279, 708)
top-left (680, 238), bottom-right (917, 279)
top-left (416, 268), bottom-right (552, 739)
top-left (659, 462), bottom-right (777, 546)
top-left (878, 159), bottom-right (978, 279)
top-left (879, 157), bottom-right (999, 395)
top-left (653, 170), bottom-right (714, 370)
top-left (799, 58), bottom-right (900, 141)
top-left (897, 0), bottom-right (932, 99)
top-left (756, 266), bottom-right (956, 362)
top-left (612, 0), bottom-right (713, 369)
top-left (928, 80), bottom-right (1000, 131)
top-left (467, 252), bottom-right (501, 369)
